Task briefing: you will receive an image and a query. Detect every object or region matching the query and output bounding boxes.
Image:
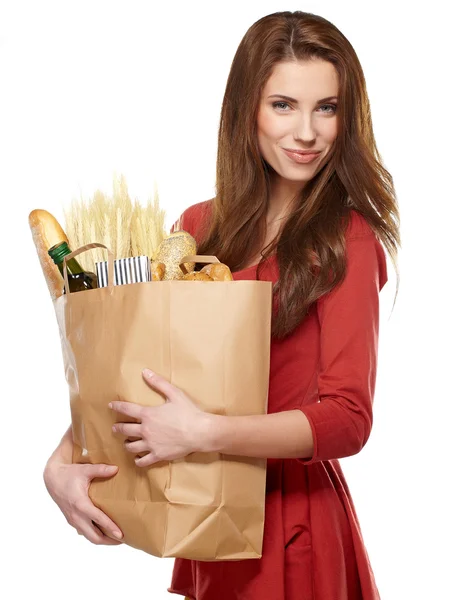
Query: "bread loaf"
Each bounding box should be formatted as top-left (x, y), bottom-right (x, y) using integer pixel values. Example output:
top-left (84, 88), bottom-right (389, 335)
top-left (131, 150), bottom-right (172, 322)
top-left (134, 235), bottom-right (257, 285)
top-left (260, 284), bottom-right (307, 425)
top-left (200, 263), bottom-right (233, 281)
top-left (182, 272), bottom-right (213, 281)
top-left (152, 231), bottom-right (197, 280)
top-left (29, 209), bottom-right (69, 300)
top-left (150, 261), bottom-right (166, 281)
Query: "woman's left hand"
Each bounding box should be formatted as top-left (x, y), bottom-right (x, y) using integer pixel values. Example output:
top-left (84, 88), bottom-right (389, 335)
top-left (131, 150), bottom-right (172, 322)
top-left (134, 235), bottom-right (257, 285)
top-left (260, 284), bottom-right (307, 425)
top-left (109, 369), bottom-right (211, 467)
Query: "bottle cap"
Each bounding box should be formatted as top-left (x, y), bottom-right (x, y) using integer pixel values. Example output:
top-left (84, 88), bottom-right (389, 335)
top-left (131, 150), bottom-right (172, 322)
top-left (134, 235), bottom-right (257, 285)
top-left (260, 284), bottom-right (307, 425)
top-left (48, 241), bottom-right (71, 265)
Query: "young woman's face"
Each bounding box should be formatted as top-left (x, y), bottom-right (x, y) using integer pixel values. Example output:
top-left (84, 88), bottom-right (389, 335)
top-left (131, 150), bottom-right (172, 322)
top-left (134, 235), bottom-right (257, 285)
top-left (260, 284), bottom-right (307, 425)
top-left (257, 59), bottom-right (339, 184)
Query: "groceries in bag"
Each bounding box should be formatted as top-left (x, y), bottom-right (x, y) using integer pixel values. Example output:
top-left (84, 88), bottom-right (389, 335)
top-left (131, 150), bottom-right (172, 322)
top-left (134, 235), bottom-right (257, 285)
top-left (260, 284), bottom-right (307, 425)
top-left (49, 242), bottom-right (272, 560)
top-left (28, 209), bottom-right (69, 300)
top-left (29, 205), bottom-right (271, 560)
top-left (29, 207), bottom-right (236, 296)
top-left (95, 255), bottom-right (152, 287)
top-left (48, 241), bottom-right (98, 294)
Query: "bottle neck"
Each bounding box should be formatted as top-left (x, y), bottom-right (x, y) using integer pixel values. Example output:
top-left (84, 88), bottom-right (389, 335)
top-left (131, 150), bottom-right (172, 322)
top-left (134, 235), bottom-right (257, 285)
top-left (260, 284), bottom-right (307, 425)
top-left (49, 242), bottom-right (85, 276)
top-left (56, 257), bottom-right (85, 277)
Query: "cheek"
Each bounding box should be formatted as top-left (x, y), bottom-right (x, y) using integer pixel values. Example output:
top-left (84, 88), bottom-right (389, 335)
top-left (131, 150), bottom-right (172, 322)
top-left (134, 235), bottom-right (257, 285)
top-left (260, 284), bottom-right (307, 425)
top-left (324, 118), bottom-right (338, 143)
top-left (258, 115), bottom-right (287, 163)
top-left (257, 109), bottom-right (283, 143)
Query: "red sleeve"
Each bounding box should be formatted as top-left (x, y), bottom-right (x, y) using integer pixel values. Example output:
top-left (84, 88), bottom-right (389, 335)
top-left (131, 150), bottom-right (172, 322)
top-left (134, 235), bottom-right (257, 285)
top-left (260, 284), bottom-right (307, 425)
top-left (169, 200), bottom-right (212, 239)
top-left (296, 217), bottom-right (388, 465)
top-left (169, 209), bottom-right (193, 235)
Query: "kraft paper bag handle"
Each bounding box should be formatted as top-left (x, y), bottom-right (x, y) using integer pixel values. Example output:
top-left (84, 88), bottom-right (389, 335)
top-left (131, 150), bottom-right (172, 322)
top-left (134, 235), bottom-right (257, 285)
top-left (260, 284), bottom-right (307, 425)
top-left (179, 255), bottom-right (221, 275)
top-left (63, 242), bottom-right (115, 293)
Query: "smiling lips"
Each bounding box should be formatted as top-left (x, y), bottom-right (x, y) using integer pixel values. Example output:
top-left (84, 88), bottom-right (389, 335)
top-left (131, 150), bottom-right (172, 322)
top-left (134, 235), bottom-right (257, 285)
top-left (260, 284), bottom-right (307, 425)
top-left (282, 148), bottom-right (322, 163)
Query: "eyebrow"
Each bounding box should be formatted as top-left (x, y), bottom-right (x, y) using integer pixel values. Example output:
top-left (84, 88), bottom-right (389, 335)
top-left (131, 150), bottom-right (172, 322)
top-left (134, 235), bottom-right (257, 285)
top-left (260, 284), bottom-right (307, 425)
top-left (268, 94), bottom-right (338, 103)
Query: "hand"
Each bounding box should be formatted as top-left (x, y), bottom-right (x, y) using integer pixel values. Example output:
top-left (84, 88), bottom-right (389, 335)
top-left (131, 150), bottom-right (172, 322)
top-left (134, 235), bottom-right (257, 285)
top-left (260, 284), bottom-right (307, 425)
top-left (43, 461), bottom-right (124, 545)
top-left (109, 369), bottom-right (211, 467)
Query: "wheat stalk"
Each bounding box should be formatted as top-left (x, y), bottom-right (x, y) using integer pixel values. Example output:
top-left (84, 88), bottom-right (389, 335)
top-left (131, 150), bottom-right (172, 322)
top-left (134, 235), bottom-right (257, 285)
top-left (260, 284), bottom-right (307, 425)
top-left (62, 174), bottom-right (167, 273)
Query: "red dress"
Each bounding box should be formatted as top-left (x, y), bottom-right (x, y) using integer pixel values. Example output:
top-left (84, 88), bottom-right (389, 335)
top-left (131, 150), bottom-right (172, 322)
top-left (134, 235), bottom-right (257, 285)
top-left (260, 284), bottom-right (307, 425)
top-left (167, 200), bottom-right (388, 600)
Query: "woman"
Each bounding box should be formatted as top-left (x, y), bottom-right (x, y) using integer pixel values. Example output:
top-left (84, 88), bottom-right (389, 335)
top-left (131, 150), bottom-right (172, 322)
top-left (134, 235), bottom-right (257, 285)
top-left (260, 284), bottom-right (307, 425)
top-left (43, 10), bottom-right (400, 600)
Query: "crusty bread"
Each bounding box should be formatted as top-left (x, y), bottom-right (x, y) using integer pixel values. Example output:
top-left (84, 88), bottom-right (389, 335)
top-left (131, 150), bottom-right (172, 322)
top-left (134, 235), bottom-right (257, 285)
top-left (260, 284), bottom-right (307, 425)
top-left (182, 271), bottom-right (213, 281)
top-left (150, 261), bottom-right (166, 281)
top-left (152, 231), bottom-right (197, 280)
top-left (29, 209), bottom-right (69, 300)
top-left (200, 263), bottom-right (233, 281)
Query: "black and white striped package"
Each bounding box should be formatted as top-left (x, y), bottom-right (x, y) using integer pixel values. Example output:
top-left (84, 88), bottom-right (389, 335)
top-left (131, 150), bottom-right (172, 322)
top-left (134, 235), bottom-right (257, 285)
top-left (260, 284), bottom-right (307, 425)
top-left (95, 255), bottom-right (152, 287)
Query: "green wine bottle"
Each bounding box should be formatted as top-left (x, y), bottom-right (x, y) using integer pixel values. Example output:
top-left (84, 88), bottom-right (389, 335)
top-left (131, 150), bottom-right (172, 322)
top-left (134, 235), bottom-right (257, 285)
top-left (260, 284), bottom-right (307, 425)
top-left (48, 241), bottom-right (98, 293)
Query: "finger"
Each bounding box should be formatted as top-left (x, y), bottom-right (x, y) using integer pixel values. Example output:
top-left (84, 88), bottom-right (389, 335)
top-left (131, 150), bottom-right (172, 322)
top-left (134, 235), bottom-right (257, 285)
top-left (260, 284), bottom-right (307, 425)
top-left (112, 422), bottom-right (142, 437)
top-left (72, 495), bottom-right (124, 541)
top-left (87, 506), bottom-right (124, 541)
top-left (134, 451), bottom-right (158, 468)
top-left (109, 400), bottom-right (144, 419)
top-left (82, 520), bottom-right (122, 546)
top-left (91, 521), bottom-right (124, 545)
top-left (124, 439), bottom-right (149, 454)
top-left (85, 464), bottom-right (119, 479)
top-left (142, 369), bottom-right (177, 399)
top-left (75, 519), bottom-right (112, 545)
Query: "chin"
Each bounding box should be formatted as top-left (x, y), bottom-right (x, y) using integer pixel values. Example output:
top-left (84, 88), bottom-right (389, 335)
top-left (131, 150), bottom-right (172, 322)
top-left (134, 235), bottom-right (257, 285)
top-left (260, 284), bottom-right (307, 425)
top-left (278, 165), bottom-right (317, 181)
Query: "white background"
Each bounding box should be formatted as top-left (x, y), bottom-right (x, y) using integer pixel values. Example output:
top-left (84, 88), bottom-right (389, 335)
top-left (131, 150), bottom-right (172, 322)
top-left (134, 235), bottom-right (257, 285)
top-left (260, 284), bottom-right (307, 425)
top-left (1, 1), bottom-right (462, 598)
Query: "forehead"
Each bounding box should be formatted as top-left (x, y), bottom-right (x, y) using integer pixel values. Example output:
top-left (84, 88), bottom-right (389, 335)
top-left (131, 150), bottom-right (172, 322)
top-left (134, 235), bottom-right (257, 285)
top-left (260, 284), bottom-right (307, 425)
top-left (262, 59), bottom-right (339, 99)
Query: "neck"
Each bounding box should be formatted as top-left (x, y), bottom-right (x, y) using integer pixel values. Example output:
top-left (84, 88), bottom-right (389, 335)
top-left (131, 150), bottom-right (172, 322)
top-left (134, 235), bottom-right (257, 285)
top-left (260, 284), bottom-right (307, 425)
top-left (267, 174), bottom-right (305, 224)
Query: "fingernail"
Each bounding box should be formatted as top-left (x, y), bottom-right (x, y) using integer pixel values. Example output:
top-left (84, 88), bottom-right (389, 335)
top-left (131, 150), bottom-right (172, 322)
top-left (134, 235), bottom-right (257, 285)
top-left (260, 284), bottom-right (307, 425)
top-left (113, 530), bottom-right (123, 539)
top-left (142, 368), bottom-right (152, 377)
top-left (108, 402), bottom-right (113, 409)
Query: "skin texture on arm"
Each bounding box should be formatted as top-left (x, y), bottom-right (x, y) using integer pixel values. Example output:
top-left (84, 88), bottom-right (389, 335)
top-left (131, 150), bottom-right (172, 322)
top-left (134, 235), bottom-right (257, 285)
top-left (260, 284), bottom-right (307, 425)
top-left (109, 371), bottom-right (314, 464)
top-left (202, 409), bottom-right (314, 459)
top-left (44, 423), bottom-right (73, 472)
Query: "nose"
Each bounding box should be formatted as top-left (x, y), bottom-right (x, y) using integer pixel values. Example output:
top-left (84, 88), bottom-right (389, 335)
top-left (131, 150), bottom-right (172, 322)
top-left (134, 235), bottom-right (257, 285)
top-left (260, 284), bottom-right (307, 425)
top-left (294, 113), bottom-right (317, 143)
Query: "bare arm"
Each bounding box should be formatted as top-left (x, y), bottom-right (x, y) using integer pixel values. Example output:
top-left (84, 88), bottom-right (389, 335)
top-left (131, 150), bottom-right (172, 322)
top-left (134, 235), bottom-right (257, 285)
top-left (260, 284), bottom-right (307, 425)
top-left (44, 423), bottom-right (73, 474)
top-left (202, 410), bottom-right (314, 459)
top-left (42, 424), bottom-right (123, 543)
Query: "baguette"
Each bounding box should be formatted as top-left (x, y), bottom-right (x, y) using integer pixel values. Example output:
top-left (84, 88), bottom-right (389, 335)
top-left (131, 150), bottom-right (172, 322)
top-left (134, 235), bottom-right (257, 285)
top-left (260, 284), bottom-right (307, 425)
top-left (29, 209), bottom-right (69, 300)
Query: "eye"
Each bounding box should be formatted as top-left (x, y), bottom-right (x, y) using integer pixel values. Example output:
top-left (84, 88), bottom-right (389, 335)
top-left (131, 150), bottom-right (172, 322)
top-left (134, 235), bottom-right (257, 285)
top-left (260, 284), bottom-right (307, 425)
top-left (272, 101), bottom-right (291, 111)
top-left (319, 104), bottom-right (337, 114)
top-left (272, 101), bottom-right (337, 114)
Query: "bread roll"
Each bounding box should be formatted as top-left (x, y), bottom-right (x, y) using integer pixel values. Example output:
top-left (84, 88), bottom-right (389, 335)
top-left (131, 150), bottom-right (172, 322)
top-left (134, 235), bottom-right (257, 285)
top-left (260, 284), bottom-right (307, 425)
top-left (29, 209), bottom-right (69, 300)
top-left (182, 272), bottom-right (213, 281)
top-left (150, 261), bottom-right (165, 281)
top-left (152, 231), bottom-right (197, 280)
top-left (200, 263), bottom-right (233, 281)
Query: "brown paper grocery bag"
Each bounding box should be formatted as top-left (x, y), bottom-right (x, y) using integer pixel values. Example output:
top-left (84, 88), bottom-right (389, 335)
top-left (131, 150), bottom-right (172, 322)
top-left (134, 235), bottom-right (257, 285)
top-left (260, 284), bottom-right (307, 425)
top-left (53, 242), bottom-right (272, 561)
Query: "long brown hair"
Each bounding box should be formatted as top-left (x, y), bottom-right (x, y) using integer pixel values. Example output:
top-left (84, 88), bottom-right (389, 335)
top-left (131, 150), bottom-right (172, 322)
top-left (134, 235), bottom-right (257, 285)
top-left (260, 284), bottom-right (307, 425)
top-left (197, 10), bottom-right (401, 339)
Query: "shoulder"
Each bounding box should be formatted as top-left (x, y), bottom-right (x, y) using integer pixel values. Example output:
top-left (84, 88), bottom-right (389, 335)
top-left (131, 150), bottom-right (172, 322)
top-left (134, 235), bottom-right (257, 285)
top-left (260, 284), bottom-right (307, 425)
top-left (181, 199), bottom-right (213, 224)
top-left (344, 209), bottom-right (389, 291)
top-left (170, 199), bottom-right (213, 237)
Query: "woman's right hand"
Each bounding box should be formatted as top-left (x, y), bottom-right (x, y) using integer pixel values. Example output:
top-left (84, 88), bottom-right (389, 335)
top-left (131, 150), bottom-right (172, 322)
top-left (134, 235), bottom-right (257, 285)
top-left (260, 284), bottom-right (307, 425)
top-left (43, 461), bottom-right (124, 545)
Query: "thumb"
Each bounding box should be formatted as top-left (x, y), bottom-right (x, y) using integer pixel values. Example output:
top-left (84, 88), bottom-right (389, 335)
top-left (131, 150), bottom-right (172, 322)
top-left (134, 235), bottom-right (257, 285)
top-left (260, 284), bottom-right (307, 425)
top-left (142, 369), bottom-right (176, 399)
top-left (86, 464), bottom-right (119, 480)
